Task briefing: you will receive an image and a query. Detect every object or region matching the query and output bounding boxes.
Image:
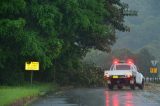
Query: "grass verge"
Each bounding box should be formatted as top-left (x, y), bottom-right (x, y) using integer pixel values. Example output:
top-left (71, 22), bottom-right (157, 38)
top-left (0, 83), bottom-right (58, 106)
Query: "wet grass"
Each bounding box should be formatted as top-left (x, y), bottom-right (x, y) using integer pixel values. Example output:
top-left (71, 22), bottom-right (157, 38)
top-left (0, 83), bottom-right (57, 106)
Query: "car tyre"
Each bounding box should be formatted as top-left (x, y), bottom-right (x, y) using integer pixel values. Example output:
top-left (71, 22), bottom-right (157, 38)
top-left (108, 84), bottom-right (114, 90)
top-left (130, 84), bottom-right (135, 90)
top-left (138, 80), bottom-right (144, 90)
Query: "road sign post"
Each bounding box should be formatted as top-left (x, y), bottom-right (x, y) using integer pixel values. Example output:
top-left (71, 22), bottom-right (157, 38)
top-left (31, 70), bottom-right (33, 85)
top-left (150, 60), bottom-right (159, 77)
top-left (25, 62), bottom-right (39, 85)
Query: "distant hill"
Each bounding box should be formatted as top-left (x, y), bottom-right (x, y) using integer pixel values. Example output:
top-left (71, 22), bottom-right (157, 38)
top-left (84, 0), bottom-right (160, 68)
top-left (114, 0), bottom-right (160, 58)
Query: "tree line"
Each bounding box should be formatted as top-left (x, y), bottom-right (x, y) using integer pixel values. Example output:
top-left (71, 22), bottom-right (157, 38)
top-left (0, 0), bottom-right (133, 85)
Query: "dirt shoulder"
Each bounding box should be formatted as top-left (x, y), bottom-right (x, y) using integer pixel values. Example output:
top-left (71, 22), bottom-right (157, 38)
top-left (145, 82), bottom-right (160, 92)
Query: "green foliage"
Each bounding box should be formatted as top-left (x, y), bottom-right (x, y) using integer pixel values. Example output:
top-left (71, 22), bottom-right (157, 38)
top-left (0, 0), bottom-right (26, 16)
top-left (78, 63), bottom-right (104, 87)
top-left (0, 83), bottom-right (57, 106)
top-left (135, 48), bottom-right (155, 77)
top-left (55, 61), bottom-right (104, 87)
top-left (0, 0), bottom-right (132, 85)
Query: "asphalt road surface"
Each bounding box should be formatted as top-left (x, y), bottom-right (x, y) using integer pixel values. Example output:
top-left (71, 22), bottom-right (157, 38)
top-left (30, 87), bottom-right (160, 106)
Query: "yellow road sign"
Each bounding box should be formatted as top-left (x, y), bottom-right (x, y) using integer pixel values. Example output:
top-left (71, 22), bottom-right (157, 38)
top-left (25, 62), bottom-right (39, 71)
top-left (150, 67), bottom-right (158, 74)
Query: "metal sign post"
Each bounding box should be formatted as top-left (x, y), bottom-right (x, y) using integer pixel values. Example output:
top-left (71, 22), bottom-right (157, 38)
top-left (31, 70), bottom-right (33, 85)
top-left (150, 60), bottom-right (159, 77)
top-left (25, 62), bottom-right (39, 85)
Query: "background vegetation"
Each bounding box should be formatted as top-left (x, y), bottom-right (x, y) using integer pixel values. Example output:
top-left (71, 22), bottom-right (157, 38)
top-left (84, 48), bottom-right (156, 78)
top-left (0, 83), bottom-right (57, 106)
top-left (0, 0), bottom-right (134, 86)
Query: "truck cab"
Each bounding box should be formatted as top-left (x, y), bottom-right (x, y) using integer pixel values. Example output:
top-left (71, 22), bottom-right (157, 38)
top-left (104, 59), bottom-right (144, 90)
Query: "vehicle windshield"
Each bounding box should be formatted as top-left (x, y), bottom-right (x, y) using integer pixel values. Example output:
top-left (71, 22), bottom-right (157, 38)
top-left (116, 65), bottom-right (130, 70)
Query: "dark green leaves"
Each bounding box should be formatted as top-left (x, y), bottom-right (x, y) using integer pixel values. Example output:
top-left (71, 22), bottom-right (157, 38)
top-left (0, 0), bottom-right (132, 85)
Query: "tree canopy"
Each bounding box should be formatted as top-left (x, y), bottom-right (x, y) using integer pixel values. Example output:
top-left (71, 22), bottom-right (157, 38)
top-left (0, 0), bottom-right (132, 85)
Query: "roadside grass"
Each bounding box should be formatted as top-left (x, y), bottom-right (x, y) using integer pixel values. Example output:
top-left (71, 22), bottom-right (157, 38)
top-left (0, 83), bottom-right (58, 106)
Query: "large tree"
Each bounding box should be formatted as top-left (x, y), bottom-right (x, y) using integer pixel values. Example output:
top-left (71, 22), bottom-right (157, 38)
top-left (0, 0), bottom-right (133, 84)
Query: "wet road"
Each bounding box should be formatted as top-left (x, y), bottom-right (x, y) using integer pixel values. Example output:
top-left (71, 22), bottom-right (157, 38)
top-left (30, 87), bottom-right (160, 106)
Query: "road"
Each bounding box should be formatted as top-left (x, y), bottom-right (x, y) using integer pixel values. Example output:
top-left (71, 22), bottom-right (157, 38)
top-left (30, 85), bottom-right (160, 106)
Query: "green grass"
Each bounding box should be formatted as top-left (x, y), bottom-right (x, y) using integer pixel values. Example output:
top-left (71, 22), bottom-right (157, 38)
top-left (0, 83), bottom-right (57, 106)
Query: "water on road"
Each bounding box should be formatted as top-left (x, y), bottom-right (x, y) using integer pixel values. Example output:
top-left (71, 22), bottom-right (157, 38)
top-left (30, 88), bottom-right (160, 106)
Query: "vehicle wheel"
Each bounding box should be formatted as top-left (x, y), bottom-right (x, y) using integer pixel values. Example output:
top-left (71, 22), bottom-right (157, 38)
top-left (130, 78), bottom-right (135, 90)
top-left (108, 84), bottom-right (114, 90)
top-left (130, 84), bottom-right (135, 90)
top-left (138, 80), bottom-right (144, 90)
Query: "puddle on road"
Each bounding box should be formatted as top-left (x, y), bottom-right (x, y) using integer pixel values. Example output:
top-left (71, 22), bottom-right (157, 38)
top-left (30, 88), bottom-right (160, 106)
top-left (30, 92), bottom-right (81, 106)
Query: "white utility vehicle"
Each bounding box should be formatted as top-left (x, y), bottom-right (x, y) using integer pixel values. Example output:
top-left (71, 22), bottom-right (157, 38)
top-left (104, 59), bottom-right (144, 90)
